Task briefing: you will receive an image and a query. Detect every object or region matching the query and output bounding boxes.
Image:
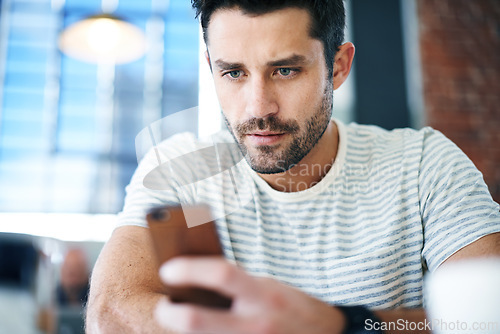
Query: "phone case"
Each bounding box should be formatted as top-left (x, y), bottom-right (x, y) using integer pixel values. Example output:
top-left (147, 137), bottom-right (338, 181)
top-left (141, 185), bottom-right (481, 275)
top-left (146, 204), bottom-right (232, 309)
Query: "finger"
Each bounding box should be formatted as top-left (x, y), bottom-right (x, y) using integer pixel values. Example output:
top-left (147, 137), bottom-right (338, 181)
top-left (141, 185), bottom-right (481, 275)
top-left (159, 257), bottom-right (260, 300)
top-left (155, 296), bottom-right (258, 334)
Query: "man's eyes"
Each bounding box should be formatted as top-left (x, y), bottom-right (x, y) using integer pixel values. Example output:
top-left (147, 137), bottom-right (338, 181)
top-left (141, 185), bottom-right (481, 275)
top-left (277, 68), bottom-right (292, 76)
top-left (226, 70), bottom-right (242, 79)
top-left (221, 70), bottom-right (243, 80)
top-left (275, 67), bottom-right (300, 78)
top-left (221, 68), bottom-right (299, 80)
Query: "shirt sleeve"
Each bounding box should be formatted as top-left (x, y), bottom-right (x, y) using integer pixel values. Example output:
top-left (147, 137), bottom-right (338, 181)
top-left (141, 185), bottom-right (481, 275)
top-left (418, 128), bottom-right (500, 272)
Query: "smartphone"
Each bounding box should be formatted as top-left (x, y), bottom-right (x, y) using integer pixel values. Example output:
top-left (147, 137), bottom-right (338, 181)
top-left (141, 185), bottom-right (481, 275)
top-left (146, 204), bottom-right (232, 309)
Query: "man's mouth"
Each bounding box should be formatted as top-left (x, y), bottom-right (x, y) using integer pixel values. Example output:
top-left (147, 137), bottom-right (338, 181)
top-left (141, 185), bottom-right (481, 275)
top-left (250, 131), bottom-right (284, 136)
top-left (245, 131), bottom-right (286, 146)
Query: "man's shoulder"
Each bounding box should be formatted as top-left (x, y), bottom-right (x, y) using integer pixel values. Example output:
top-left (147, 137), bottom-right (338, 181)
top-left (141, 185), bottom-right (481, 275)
top-left (345, 122), bottom-right (436, 139)
top-left (343, 122), bottom-right (443, 149)
top-left (339, 122), bottom-right (457, 169)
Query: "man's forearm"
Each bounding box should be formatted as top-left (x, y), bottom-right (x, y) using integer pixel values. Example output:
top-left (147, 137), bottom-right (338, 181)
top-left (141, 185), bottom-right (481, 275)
top-left (86, 290), bottom-right (173, 333)
top-left (85, 226), bottom-right (177, 333)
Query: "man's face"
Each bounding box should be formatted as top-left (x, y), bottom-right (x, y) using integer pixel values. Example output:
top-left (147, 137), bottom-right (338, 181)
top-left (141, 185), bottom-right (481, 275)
top-left (207, 7), bottom-right (333, 174)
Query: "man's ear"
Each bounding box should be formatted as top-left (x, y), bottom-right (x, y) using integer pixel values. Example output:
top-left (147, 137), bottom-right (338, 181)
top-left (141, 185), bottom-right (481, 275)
top-left (332, 42), bottom-right (355, 90)
top-left (205, 50), bottom-right (212, 72)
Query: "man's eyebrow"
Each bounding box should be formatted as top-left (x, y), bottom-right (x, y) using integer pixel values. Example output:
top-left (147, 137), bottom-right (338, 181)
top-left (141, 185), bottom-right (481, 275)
top-left (213, 54), bottom-right (309, 71)
top-left (267, 54), bottom-right (308, 67)
top-left (214, 59), bottom-right (244, 71)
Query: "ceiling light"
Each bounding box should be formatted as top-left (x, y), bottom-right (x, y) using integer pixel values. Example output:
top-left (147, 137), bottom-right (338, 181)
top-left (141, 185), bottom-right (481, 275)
top-left (58, 14), bottom-right (148, 64)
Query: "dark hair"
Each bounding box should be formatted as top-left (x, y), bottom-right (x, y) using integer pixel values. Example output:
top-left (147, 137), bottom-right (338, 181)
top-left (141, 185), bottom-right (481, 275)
top-left (191, 0), bottom-right (345, 77)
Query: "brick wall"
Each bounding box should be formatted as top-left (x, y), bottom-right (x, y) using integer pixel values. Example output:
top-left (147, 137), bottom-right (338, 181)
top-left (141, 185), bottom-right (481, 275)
top-left (418, 0), bottom-right (500, 203)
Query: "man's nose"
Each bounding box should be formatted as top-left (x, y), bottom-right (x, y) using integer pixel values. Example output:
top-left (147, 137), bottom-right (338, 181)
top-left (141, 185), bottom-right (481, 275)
top-left (245, 77), bottom-right (278, 119)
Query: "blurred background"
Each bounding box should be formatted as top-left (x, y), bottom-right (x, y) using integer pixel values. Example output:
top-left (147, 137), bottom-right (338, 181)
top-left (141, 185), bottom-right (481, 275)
top-left (0, 0), bottom-right (498, 333)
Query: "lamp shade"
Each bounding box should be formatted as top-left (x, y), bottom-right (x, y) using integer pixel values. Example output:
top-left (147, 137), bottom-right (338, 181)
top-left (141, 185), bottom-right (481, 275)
top-left (58, 14), bottom-right (148, 64)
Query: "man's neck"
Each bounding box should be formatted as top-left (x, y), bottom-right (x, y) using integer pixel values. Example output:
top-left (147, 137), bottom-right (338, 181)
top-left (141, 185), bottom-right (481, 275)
top-left (257, 120), bottom-right (339, 192)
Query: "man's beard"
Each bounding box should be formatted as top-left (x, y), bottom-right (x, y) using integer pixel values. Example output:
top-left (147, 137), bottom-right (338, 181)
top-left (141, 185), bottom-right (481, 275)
top-left (224, 80), bottom-right (333, 174)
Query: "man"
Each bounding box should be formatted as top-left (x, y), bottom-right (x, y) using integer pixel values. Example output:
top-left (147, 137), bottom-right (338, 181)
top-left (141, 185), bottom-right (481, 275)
top-left (57, 248), bottom-right (90, 307)
top-left (86, 1), bottom-right (500, 333)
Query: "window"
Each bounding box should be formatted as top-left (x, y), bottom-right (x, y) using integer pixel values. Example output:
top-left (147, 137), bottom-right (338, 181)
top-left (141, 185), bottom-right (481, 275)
top-left (0, 0), bottom-right (199, 213)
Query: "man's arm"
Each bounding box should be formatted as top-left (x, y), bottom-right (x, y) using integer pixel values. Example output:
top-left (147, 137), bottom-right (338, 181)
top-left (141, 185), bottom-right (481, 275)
top-left (87, 227), bottom-right (499, 334)
top-left (439, 232), bottom-right (500, 262)
top-left (86, 225), bottom-right (174, 333)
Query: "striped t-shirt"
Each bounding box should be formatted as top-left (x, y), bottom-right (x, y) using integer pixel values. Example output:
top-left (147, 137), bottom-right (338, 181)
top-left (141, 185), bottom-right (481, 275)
top-left (117, 119), bottom-right (500, 309)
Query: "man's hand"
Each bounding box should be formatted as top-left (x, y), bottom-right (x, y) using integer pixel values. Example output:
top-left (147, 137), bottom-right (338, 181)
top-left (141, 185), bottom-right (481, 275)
top-left (154, 257), bottom-right (346, 334)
